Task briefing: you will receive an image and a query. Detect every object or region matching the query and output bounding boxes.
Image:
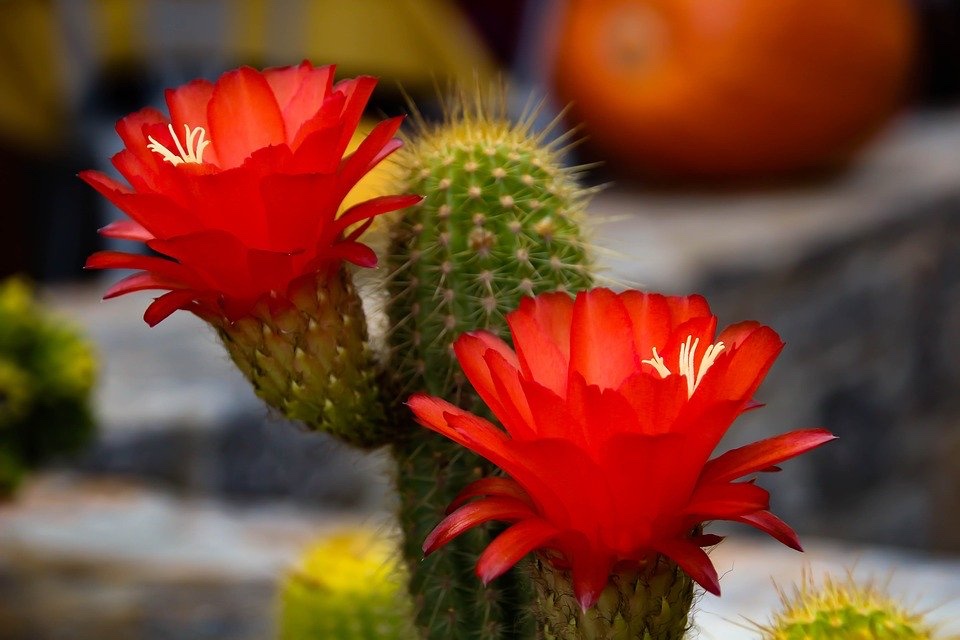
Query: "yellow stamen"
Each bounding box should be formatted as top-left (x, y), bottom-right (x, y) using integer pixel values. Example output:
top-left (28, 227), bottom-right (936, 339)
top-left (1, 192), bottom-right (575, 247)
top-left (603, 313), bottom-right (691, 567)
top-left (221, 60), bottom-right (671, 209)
top-left (147, 123), bottom-right (210, 166)
top-left (642, 335), bottom-right (725, 397)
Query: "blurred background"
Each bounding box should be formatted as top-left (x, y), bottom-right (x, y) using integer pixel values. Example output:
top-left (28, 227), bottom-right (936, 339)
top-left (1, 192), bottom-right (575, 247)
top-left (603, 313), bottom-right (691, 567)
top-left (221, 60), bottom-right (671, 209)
top-left (1, 0), bottom-right (960, 638)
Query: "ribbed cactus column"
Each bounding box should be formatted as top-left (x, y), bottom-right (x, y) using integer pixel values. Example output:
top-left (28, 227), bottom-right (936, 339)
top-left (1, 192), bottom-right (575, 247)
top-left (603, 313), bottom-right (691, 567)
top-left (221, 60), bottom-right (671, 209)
top-left (531, 556), bottom-right (693, 640)
top-left (383, 93), bottom-right (595, 640)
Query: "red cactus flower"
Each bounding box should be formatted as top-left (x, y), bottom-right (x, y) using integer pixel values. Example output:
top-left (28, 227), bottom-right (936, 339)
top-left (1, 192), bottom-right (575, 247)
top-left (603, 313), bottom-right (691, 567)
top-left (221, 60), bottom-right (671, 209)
top-left (408, 288), bottom-right (835, 610)
top-left (82, 62), bottom-right (420, 326)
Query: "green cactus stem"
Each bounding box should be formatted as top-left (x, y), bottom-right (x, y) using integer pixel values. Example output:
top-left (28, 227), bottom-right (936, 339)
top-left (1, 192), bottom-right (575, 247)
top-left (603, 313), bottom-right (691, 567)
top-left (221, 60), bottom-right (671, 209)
top-left (208, 267), bottom-right (385, 448)
top-left (532, 555), bottom-right (693, 640)
top-left (383, 88), bottom-right (596, 640)
top-left (278, 529), bottom-right (415, 640)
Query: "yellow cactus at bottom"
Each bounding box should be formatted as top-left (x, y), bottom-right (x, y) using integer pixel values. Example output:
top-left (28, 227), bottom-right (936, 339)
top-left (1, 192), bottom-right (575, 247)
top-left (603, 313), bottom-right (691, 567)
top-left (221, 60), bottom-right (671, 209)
top-left (278, 528), bottom-right (414, 640)
top-left (759, 571), bottom-right (951, 640)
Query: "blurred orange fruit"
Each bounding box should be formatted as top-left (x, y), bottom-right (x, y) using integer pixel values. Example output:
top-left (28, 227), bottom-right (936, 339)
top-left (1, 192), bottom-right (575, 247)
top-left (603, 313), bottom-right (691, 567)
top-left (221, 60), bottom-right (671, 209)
top-left (551, 0), bottom-right (917, 181)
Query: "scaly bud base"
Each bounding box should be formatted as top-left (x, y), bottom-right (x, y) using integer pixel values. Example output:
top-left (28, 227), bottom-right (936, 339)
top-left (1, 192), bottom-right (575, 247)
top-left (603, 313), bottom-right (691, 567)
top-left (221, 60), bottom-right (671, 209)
top-left (212, 268), bottom-right (386, 448)
top-left (531, 555), bottom-right (693, 640)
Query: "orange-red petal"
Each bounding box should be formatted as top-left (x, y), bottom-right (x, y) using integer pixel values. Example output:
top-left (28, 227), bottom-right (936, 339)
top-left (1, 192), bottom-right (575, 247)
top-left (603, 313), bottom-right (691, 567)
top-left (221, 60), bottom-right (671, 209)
top-left (423, 496), bottom-right (537, 555)
top-left (699, 428), bottom-right (836, 485)
top-left (476, 519), bottom-right (559, 584)
top-left (569, 288), bottom-right (638, 390)
top-left (208, 67), bottom-right (286, 168)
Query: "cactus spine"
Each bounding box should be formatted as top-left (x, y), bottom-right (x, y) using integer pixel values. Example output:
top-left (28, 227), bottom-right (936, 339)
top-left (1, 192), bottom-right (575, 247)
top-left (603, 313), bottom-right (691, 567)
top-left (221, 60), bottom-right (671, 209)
top-left (759, 571), bottom-right (942, 639)
top-left (383, 89), bottom-right (596, 640)
top-left (278, 529), bottom-right (415, 640)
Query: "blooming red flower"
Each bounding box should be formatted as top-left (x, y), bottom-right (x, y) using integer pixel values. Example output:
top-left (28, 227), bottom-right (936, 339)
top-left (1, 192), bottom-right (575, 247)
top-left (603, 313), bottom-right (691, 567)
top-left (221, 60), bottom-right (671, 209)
top-left (82, 62), bottom-right (420, 326)
top-left (408, 288), bottom-right (835, 610)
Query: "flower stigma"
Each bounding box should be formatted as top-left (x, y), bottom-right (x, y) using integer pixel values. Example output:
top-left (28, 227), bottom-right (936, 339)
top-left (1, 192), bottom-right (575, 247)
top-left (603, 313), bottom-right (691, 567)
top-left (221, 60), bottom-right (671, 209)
top-left (642, 335), bottom-right (725, 396)
top-left (147, 123), bottom-right (210, 166)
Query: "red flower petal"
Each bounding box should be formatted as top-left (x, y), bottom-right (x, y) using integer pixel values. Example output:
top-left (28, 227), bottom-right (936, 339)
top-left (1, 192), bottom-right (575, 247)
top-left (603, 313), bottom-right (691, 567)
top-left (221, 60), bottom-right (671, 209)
top-left (148, 231), bottom-right (254, 298)
top-left (453, 332), bottom-right (518, 419)
top-left (515, 292), bottom-right (574, 360)
top-left (502, 438), bottom-right (612, 530)
top-left (115, 107), bottom-right (167, 170)
top-left (143, 290), bottom-right (203, 327)
top-left (619, 291), bottom-right (673, 362)
top-left (322, 241), bottom-right (378, 269)
top-left (257, 172), bottom-right (339, 250)
top-left (447, 477), bottom-right (533, 512)
top-left (476, 519), bottom-right (559, 584)
top-left (424, 496), bottom-right (537, 555)
top-left (736, 511), bottom-right (802, 551)
top-left (330, 76), bottom-right (377, 157)
top-left (406, 394), bottom-right (512, 469)
top-left (507, 294), bottom-right (572, 396)
top-left (599, 432), bottom-right (692, 532)
top-left (569, 289), bottom-right (638, 390)
top-left (165, 78), bottom-right (218, 166)
top-left (289, 122), bottom-right (346, 173)
top-left (98, 219), bottom-right (153, 242)
top-left (517, 376), bottom-right (582, 441)
top-left (654, 538), bottom-right (721, 596)
top-left (699, 428), bottom-right (837, 485)
top-left (569, 545), bottom-right (616, 612)
top-left (332, 193), bottom-right (421, 240)
top-left (665, 294), bottom-right (712, 326)
top-left (614, 370), bottom-right (688, 435)
top-left (85, 251), bottom-right (202, 286)
top-left (103, 272), bottom-right (188, 299)
top-left (190, 168), bottom-right (273, 245)
top-left (80, 171), bottom-right (201, 239)
top-left (697, 325), bottom-right (784, 404)
top-left (208, 67), bottom-right (286, 168)
top-left (484, 353), bottom-right (538, 440)
top-left (575, 384), bottom-right (640, 449)
top-left (683, 482), bottom-right (769, 519)
top-left (337, 116), bottom-right (404, 191)
top-left (264, 61), bottom-right (321, 114)
top-left (276, 64), bottom-right (336, 144)
top-left (716, 320), bottom-right (762, 349)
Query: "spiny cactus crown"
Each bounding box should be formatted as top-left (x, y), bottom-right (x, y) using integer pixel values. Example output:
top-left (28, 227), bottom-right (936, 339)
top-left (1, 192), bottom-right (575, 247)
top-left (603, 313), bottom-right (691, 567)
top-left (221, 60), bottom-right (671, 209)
top-left (760, 572), bottom-right (940, 640)
top-left (384, 89), bottom-right (595, 403)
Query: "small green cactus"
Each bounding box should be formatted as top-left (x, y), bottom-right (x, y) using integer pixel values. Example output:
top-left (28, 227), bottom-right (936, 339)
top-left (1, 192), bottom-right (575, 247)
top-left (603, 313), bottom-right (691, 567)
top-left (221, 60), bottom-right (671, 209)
top-left (382, 88), bottom-right (596, 640)
top-left (759, 571), bottom-right (945, 640)
top-left (0, 277), bottom-right (97, 496)
top-left (278, 528), bottom-right (415, 640)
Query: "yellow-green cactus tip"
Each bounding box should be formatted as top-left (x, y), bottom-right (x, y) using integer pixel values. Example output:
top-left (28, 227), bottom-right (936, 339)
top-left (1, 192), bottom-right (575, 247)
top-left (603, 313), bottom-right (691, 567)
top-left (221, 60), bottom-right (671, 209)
top-left (278, 528), bottom-right (415, 640)
top-left (759, 570), bottom-right (946, 640)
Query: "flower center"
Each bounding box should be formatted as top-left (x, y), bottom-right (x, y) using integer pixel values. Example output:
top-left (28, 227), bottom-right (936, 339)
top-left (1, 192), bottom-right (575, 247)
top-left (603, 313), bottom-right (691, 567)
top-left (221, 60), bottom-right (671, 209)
top-left (147, 123), bottom-right (210, 166)
top-left (642, 335), bottom-right (725, 396)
